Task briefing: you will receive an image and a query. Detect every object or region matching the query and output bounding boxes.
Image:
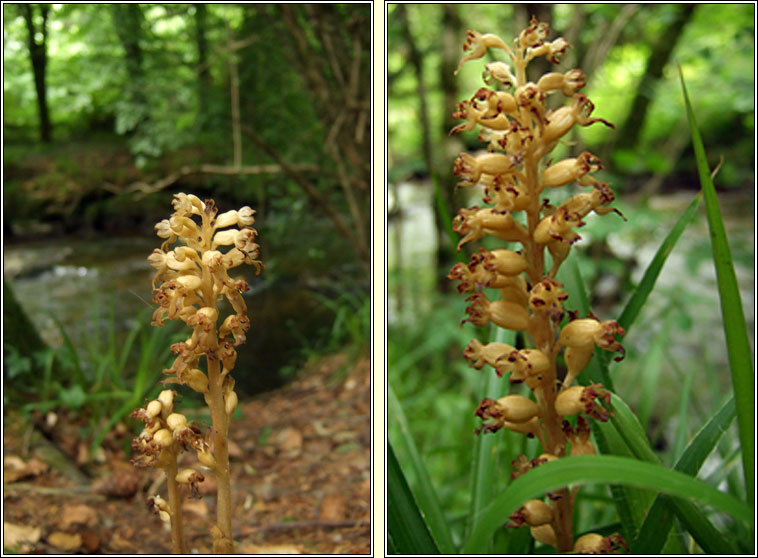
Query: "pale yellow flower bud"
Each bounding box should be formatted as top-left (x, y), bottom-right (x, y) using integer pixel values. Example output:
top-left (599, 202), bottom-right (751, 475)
top-left (237, 206), bottom-right (256, 226)
top-left (155, 219), bottom-right (172, 239)
top-left (214, 210), bottom-right (239, 229)
top-left (166, 413), bottom-right (187, 431)
top-left (176, 468), bottom-right (200, 484)
top-left (212, 229), bottom-right (240, 247)
top-left (509, 499), bottom-right (553, 528)
top-left (153, 428), bottom-right (174, 448)
top-left (225, 391), bottom-right (238, 417)
top-left (146, 399), bottom-right (162, 419)
top-left (157, 390), bottom-right (174, 415)
top-left (555, 386), bottom-right (586, 417)
top-left (557, 319), bottom-right (601, 347)
top-left (176, 274), bottom-right (203, 291)
top-left (456, 30), bottom-right (510, 74)
top-left (197, 448), bottom-right (217, 469)
top-left (496, 395), bottom-right (540, 423)
top-left (483, 61), bottom-right (517, 87)
top-left (489, 300), bottom-right (530, 331)
top-left (573, 533), bottom-right (604, 554)
top-left (186, 368), bottom-right (209, 393)
top-left (530, 524), bottom-right (556, 546)
top-left (485, 249), bottom-right (528, 276)
top-left (503, 416), bottom-right (541, 438)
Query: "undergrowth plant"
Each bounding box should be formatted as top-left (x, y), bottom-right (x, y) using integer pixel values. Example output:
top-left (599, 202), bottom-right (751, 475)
top-left (388, 17), bottom-right (753, 556)
top-left (130, 193), bottom-right (262, 554)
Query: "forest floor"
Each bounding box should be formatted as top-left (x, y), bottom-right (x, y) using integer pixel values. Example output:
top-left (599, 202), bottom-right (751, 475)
top-left (3, 351), bottom-right (371, 555)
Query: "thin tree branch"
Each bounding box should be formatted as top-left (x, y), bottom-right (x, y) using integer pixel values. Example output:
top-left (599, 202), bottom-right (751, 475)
top-left (241, 124), bottom-right (369, 264)
top-left (103, 163), bottom-right (320, 197)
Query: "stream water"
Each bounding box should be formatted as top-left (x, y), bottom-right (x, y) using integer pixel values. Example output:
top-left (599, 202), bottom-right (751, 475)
top-left (4, 234), bottom-right (346, 395)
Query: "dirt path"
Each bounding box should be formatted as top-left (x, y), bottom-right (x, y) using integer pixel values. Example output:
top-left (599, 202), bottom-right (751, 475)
top-left (3, 352), bottom-right (371, 554)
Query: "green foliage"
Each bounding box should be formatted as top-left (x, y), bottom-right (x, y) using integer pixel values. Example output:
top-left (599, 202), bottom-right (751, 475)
top-left (680, 67), bottom-right (754, 500)
top-left (388, 72), bottom-right (754, 553)
top-left (389, 4), bottom-right (753, 188)
top-left (4, 299), bottom-right (183, 453)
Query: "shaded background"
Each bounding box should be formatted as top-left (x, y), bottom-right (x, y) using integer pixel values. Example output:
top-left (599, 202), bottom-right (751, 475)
top-left (4, 3), bottom-right (371, 399)
top-left (3, 4), bottom-right (372, 554)
top-left (387, 2), bottom-right (754, 543)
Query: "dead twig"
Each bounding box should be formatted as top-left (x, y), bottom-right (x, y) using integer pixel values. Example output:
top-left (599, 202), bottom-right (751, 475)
top-left (103, 163), bottom-right (321, 198)
top-left (234, 519), bottom-right (370, 537)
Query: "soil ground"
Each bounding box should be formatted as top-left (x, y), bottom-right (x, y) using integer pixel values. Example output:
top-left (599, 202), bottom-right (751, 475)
top-left (3, 352), bottom-right (371, 555)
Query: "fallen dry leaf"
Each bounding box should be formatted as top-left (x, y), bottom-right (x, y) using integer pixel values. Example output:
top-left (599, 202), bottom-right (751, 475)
top-left (276, 426), bottom-right (303, 457)
top-left (182, 499), bottom-right (209, 518)
top-left (227, 438), bottom-right (244, 458)
top-left (81, 529), bottom-right (101, 553)
top-left (241, 543), bottom-right (303, 554)
top-left (92, 470), bottom-right (140, 498)
top-left (4, 521), bottom-right (41, 550)
top-left (320, 493), bottom-right (346, 521)
top-left (3, 455), bottom-right (49, 483)
top-left (59, 504), bottom-right (98, 529)
top-left (48, 531), bottom-right (82, 552)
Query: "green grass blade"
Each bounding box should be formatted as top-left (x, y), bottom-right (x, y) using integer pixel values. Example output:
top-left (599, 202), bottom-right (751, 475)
top-left (462, 455), bottom-right (752, 553)
top-left (679, 66), bottom-right (754, 500)
top-left (467, 327), bottom-right (514, 547)
top-left (616, 192), bottom-right (702, 332)
top-left (672, 367), bottom-right (695, 463)
top-left (632, 396), bottom-right (738, 554)
top-left (48, 313), bottom-right (84, 382)
top-left (670, 496), bottom-right (739, 554)
top-left (40, 350), bottom-right (55, 401)
top-left (591, 423), bottom-right (641, 543)
top-left (604, 392), bottom-right (659, 465)
top-left (387, 441), bottom-right (441, 555)
top-left (606, 391), bottom-right (744, 553)
top-left (671, 395), bottom-right (736, 476)
top-left (635, 321), bottom-right (668, 431)
top-left (388, 384), bottom-right (456, 554)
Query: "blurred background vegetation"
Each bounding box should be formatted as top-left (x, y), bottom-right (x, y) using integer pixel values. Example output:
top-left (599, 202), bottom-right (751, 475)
top-left (3, 3), bottom-right (370, 455)
top-left (387, 3), bottom-right (753, 544)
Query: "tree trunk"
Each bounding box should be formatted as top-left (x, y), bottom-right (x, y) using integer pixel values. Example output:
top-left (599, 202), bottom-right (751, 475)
top-left (616, 4), bottom-right (697, 150)
top-left (275, 4), bottom-right (371, 270)
top-left (20, 4), bottom-right (52, 143)
top-left (396, 5), bottom-right (433, 177)
top-left (110, 4), bottom-right (148, 133)
top-left (193, 4), bottom-right (211, 129)
top-left (436, 4), bottom-right (467, 290)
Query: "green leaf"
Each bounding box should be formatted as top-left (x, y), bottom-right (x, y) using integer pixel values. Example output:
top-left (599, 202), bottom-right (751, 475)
top-left (636, 320), bottom-right (668, 431)
top-left (672, 368), bottom-right (695, 463)
top-left (59, 384), bottom-right (86, 409)
top-left (467, 327), bottom-right (514, 547)
top-left (605, 392), bottom-right (659, 465)
top-left (591, 423), bottom-right (641, 543)
top-left (388, 385), bottom-right (456, 554)
top-left (632, 396), bottom-right (739, 554)
top-left (679, 66), bottom-right (754, 501)
top-left (463, 455), bottom-right (753, 554)
top-left (593, 395), bottom-right (658, 541)
top-left (388, 441), bottom-right (441, 555)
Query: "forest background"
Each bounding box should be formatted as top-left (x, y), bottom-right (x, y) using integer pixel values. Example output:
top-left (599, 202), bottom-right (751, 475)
top-left (387, 2), bottom-right (754, 550)
top-left (3, 4), bottom-right (372, 554)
